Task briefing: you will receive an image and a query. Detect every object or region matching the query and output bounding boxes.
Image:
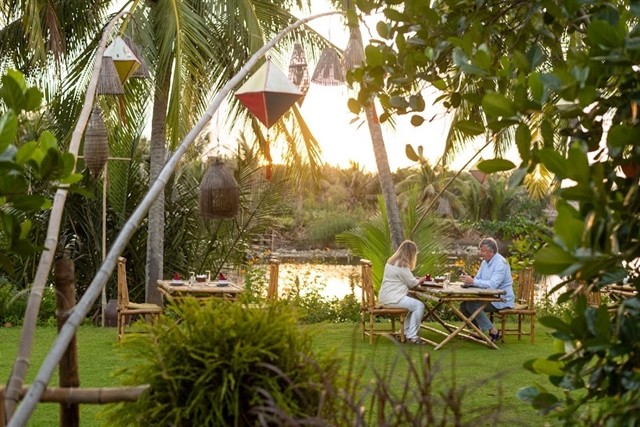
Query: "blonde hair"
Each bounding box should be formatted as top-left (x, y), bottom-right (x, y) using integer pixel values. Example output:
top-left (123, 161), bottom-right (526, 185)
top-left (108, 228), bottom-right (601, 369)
top-left (387, 240), bottom-right (418, 270)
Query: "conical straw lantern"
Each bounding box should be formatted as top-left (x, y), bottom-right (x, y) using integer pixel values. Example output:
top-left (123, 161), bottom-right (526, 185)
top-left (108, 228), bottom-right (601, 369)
top-left (104, 36), bottom-right (141, 83)
top-left (199, 158), bottom-right (240, 219)
top-left (311, 47), bottom-right (345, 86)
top-left (83, 106), bottom-right (109, 177)
top-left (343, 28), bottom-right (365, 71)
top-left (124, 36), bottom-right (150, 79)
top-left (288, 43), bottom-right (310, 104)
top-left (96, 56), bottom-right (125, 95)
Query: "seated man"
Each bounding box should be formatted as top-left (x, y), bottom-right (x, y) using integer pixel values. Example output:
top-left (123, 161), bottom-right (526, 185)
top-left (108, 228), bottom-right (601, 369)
top-left (459, 237), bottom-right (515, 342)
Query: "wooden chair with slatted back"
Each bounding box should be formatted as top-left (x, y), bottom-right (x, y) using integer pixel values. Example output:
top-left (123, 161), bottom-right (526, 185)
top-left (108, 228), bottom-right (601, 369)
top-left (360, 259), bottom-right (408, 344)
top-left (491, 267), bottom-right (536, 344)
top-left (117, 256), bottom-right (163, 341)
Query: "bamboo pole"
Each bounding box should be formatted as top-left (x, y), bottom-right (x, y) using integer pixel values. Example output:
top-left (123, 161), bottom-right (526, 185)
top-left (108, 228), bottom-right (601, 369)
top-left (6, 11), bottom-right (343, 427)
top-left (54, 258), bottom-right (79, 427)
top-left (267, 258), bottom-right (280, 300)
top-left (0, 385), bottom-right (148, 404)
top-left (3, 10), bottom-right (131, 422)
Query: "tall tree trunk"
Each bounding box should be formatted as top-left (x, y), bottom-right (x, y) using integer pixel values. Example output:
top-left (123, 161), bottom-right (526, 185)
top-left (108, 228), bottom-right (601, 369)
top-left (146, 74), bottom-right (169, 305)
top-left (345, 26), bottom-right (404, 249)
top-left (364, 104), bottom-right (404, 249)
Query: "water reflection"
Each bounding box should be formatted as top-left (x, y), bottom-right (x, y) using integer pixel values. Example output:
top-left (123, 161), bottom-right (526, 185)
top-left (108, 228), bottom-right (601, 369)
top-left (277, 263), bottom-right (359, 300)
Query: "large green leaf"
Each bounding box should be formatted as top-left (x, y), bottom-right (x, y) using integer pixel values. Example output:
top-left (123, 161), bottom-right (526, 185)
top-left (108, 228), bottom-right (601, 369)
top-left (534, 244), bottom-right (577, 274)
top-left (481, 92), bottom-right (516, 117)
top-left (553, 202), bottom-right (584, 250)
top-left (455, 120), bottom-right (485, 136)
top-left (0, 112), bottom-right (18, 152)
top-left (587, 19), bottom-right (625, 49)
top-left (477, 158), bottom-right (515, 173)
top-left (536, 148), bottom-right (568, 179)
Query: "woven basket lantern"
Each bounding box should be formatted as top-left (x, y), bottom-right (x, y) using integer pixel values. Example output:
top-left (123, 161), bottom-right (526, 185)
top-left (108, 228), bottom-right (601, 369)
top-left (311, 47), bottom-right (345, 86)
top-left (83, 106), bottom-right (109, 177)
top-left (288, 43), bottom-right (310, 104)
top-left (96, 56), bottom-right (125, 95)
top-left (343, 28), bottom-right (365, 71)
top-left (124, 37), bottom-right (150, 78)
top-left (199, 159), bottom-right (240, 219)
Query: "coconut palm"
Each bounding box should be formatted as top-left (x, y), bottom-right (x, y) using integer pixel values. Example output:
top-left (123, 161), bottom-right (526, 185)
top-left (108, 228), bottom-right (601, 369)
top-left (133, 0), bottom-right (336, 304)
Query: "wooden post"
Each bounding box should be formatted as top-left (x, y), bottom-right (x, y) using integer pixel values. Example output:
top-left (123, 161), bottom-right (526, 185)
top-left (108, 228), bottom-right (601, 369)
top-left (54, 258), bottom-right (79, 427)
top-left (267, 258), bottom-right (280, 300)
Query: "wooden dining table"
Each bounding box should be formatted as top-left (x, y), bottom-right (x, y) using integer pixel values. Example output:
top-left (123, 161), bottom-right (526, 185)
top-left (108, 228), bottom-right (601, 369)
top-left (156, 279), bottom-right (243, 301)
top-left (413, 282), bottom-right (506, 350)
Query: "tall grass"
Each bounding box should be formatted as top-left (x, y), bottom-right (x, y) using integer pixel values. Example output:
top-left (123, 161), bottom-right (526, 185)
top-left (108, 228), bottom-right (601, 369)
top-left (0, 321), bottom-right (555, 426)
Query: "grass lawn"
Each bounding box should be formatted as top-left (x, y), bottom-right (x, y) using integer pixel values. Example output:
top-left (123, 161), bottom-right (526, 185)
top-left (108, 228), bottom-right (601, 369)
top-left (0, 321), bottom-right (558, 426)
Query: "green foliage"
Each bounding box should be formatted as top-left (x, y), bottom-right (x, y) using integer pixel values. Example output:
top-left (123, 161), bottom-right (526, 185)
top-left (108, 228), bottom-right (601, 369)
top-left (352, 0), bottom-right (640, 424)
top-left (0, 282), bottom-right (57, 325)
top-left (337, 192), bottom-right (449, 290)
top-left (307, 209), bottom-right (362, 247)
top-left (241, 264), bottom-right (361, 324)
top-left (0, 70), bottom-right (81, 273)
top-left (104, 299), bottom-right (342, 426)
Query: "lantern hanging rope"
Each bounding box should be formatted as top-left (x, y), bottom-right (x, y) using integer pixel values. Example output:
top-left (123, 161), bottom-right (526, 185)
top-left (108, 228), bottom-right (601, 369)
top-left (311, 47), bottom-right (345, 86)
top-left (83, 106), bottom-right (109, 177)
top-left (96, 56), bottom-right (125, 95)
top-left (288, 42), bottom-right (310, 104)
top-left (199, 158), bottom-right (240, 219)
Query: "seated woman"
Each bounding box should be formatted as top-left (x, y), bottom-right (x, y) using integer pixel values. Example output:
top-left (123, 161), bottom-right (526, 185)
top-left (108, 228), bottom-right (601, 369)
top-left (459, 237), bottom-right (515, 342)
top-left (378, 240), bottom-right (427, 344)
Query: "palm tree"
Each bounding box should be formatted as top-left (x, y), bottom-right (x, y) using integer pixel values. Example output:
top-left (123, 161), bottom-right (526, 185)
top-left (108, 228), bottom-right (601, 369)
top-left (136, 0), bottom-right (332, 304)
top-left (345, 24), bottom-right (404, 249)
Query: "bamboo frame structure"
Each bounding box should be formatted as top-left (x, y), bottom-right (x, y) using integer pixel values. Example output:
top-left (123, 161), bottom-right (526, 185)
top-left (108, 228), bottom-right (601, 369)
top-left (3, 9), bottom-right (131, 424)
top-left (0, 385), bottom-right (149, 427)
top-left (5, 11), bottom-right (344, 427)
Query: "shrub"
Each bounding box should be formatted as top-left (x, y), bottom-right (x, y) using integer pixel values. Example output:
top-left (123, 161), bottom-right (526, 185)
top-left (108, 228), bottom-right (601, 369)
top-left (241, 264), bottom-right (361, 324)
top-left (0, 283), bottom-right (58, 326)
top-left (103, 299), bottom-right (342, 426)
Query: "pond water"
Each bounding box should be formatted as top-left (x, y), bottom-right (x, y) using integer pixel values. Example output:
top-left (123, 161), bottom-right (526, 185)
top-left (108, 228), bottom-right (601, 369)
top-left (268, 262), bottom-right (565, 304)
top-left (275, 263), bottom-right (360, 300)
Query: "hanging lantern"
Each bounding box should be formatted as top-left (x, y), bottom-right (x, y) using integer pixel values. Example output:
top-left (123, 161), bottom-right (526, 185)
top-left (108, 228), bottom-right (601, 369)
top-left (288, 43), bottom-right (310, 105)
top-left (311, 47), bottom-right (345, 86)
top-left (235, 58), bottom-right (303, 128)
top-left (96, 56), bottom-right (125, 95)
top-left (124, 36), bottom-right (150, 78)
top-left (470, 160), bottom-right (488, 185)
top-left (104, 36), bottom-right (140, 83)
top-left (83, 106), bottom-right (109, 177)
top-left (343, 28), bottom-right (365, 72)
top-left (199, 159), bottom-right (240, 219)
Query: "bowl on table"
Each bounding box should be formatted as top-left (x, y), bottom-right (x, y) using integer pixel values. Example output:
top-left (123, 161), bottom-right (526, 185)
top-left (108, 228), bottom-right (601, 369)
top-left (195, 274), bottom-right (208, 282)
top-left (434, 276), bottom-right (446, 283)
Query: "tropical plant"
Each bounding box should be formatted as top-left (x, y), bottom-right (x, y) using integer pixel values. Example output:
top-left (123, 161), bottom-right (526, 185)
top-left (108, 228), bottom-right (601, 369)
top-left (396, 146), bottom-right (463, 218)
top-left (337, 189), bottom-right (449, 290)
top-left (0, 70), bottom-right (82, 274)
top-left (103, 298), bottom-right (342, 426)
top-left (350, 0), bottom-right (640, 424)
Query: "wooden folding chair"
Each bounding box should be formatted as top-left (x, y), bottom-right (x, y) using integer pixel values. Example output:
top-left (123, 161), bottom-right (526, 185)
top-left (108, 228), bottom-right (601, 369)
top-left (117, 257), bottom-right (163, 341)
top-left (360, 259), bottom-right (408, 344)
top-left (491, 268), bottom-right (536, 344)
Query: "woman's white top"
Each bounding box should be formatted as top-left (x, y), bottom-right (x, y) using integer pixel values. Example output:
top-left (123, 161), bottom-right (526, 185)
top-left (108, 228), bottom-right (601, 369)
top-left (378, 263), bottom-right (420, 305)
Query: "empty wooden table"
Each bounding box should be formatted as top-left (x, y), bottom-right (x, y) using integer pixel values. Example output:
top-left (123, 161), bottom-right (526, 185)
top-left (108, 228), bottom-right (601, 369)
top-left (157, 279), bottom-right (243, 302)
top-left (414, 282), bottom-right (506, 350)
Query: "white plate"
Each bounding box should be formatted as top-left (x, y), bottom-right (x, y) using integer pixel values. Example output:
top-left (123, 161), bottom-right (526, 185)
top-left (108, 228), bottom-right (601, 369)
top-left (216, 280), bottom-right (230, 286)
top-left (170, 280), bottom-right (184, 286)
